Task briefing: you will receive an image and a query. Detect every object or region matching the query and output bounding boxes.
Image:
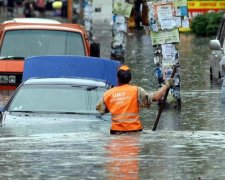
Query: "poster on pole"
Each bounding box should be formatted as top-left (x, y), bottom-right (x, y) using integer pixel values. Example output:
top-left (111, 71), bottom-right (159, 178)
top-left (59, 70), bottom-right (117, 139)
top-left (150, 28), bottom-right (180, 46)
top-left (149, 0), bottom-right (182, 108)
top-left (112, 1), bottom-right (133, 18)
top-left (174, 0), bottom-right (187, 7)
top-left (155, 2), bottom-right (176, 30)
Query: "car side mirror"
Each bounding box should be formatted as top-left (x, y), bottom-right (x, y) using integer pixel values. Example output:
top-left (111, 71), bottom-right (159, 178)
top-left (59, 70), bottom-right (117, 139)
top-left (209, 39), bottom-right (223, 51)
top-left (90, 42), bottom-right (100, 57)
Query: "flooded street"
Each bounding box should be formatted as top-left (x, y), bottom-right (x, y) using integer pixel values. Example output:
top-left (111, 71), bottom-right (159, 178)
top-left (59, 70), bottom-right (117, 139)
top-left (1, 24), bottom-right (225, 179)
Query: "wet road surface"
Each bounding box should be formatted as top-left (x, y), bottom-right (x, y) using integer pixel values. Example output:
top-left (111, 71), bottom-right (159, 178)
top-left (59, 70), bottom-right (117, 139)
top-left (1, 24), bottom-right (225, 179)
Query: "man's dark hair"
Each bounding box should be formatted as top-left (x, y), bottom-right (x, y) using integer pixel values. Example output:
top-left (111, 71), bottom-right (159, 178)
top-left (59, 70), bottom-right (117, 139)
top-left (117, 69), bottom-right (131, 84)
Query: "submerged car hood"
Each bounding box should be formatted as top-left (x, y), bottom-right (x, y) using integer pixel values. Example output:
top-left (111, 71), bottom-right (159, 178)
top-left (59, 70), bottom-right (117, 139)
top-left (1, 112), bottom-right (111, 136)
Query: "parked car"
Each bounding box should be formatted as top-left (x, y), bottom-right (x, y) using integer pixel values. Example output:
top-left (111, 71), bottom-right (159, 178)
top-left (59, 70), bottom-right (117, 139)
top-left (209, 14), bottom-right (225, 83)
top-left (0, 18), bottom-right (100, 90)
top-left (0, 55), bottom-right (120, 124)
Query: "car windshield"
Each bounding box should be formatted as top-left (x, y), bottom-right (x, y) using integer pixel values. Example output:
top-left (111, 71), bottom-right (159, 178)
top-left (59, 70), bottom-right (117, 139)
top-left (0, 30), bottom-right (85, 57)
top-left (8, 84), bottom-right (106, 114)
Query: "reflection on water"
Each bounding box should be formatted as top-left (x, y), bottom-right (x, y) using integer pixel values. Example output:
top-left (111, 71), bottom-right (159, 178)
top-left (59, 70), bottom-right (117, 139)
top-left (105, 134), bottom-right (141, 180)
top-left (1, 30), bottom-right (225, 179)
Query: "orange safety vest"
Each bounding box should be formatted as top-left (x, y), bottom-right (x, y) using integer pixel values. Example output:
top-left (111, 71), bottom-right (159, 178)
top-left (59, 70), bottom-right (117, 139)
top-left (103, 84), bottom-right (142, 132)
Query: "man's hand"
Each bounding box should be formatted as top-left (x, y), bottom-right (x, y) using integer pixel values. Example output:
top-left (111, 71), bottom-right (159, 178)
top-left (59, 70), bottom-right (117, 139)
top-left (165, 78), bottom-right (174, 88)
top-left (96, 103), bottom-right (101, 111)
top-left (96, 98), bottom-right (108, 114)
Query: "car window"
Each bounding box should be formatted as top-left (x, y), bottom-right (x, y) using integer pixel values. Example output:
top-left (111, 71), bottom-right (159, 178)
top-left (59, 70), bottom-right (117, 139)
top-left (218, 19), bottom-right (225, 46)
top-left (8, 84), bottom-right (106, 114)
top-left (0, 30), bottom-right (85, 57)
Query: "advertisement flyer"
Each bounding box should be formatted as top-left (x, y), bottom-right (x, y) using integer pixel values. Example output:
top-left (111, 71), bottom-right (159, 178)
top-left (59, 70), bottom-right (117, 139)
top-left (150, 29), bottom-right (180, 46)
top-left (112, 1), bottom-right (133, 18)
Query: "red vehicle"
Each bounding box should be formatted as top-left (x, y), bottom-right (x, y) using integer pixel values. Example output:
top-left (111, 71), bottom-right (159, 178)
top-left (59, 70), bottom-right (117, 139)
top-left (0, 18), bottom-right (100, 90)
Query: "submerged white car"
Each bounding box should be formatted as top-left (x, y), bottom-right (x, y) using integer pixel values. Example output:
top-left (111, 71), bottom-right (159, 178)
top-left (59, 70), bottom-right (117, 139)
top-left (0, 55), bottom-right (120, 126)
top-left (0, 77), bottom-right (111, 125)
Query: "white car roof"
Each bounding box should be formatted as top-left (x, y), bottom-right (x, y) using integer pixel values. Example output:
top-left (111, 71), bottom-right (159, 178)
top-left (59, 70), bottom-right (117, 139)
top-left (23, 77), bottom-right (108, 87)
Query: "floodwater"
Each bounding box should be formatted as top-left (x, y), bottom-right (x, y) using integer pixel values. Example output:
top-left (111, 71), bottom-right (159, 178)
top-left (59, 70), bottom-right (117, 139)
top-left (1, 25), bottom-right (225, 179)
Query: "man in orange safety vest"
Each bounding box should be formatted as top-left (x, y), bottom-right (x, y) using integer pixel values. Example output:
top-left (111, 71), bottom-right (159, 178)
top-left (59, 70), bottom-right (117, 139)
top-left (96, 65), bottom-right (174, 134)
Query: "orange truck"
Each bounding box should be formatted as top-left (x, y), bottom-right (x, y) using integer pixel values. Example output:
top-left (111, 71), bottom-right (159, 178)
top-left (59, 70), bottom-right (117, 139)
top-left (0, 18), bottom-right (100, 90)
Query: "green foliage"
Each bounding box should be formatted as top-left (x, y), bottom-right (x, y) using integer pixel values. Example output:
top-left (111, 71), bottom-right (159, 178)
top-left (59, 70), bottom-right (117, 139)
top-left (190, 12), bottom-right (224, 37)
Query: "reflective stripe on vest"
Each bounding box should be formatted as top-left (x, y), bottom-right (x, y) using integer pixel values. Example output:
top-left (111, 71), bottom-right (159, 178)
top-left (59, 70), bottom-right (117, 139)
top-left (112, 112), bottom-right (140, 122)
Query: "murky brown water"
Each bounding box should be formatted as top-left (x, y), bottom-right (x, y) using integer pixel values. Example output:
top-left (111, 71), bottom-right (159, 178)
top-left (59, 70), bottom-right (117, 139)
top-left (1, 26), bottom-right (225, 179)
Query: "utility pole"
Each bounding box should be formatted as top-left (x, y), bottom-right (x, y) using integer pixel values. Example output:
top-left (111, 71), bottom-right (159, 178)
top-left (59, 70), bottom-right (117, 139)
top-left (79, 0), bottom-right (84, 24)
top-left (67, 0), bottom-right (73, 22)
top-left (111, 0), bottom-right (132, 62)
